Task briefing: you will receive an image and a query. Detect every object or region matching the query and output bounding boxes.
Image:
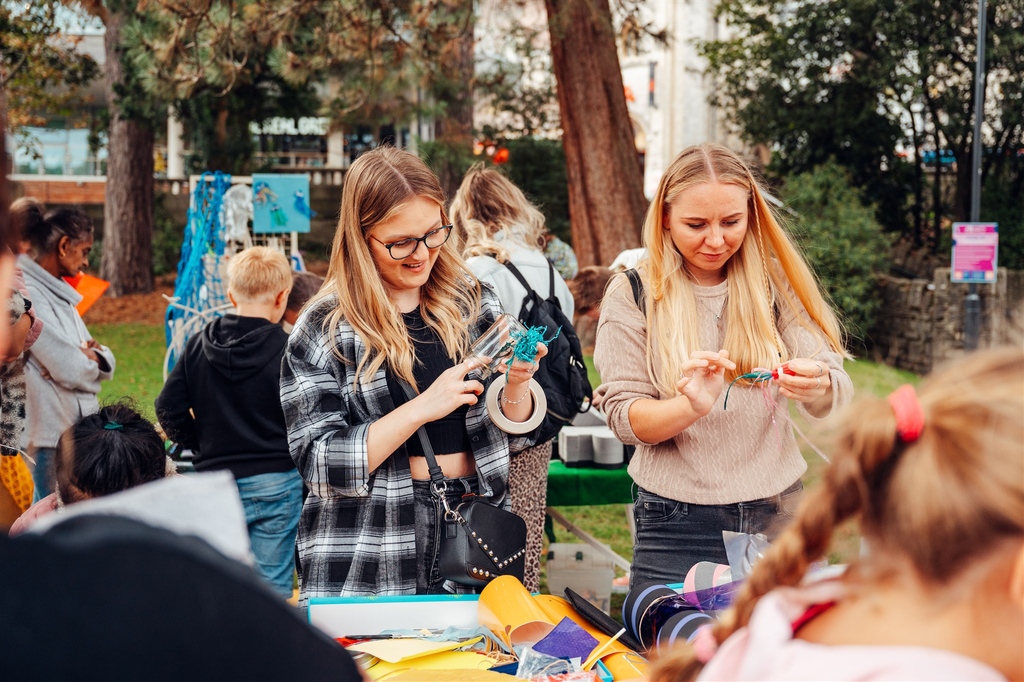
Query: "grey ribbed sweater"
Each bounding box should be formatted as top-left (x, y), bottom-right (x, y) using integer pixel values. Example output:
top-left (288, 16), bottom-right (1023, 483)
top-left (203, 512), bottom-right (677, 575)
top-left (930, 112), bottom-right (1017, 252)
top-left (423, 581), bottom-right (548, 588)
top-left (593, 275), bottom-right (852, 505)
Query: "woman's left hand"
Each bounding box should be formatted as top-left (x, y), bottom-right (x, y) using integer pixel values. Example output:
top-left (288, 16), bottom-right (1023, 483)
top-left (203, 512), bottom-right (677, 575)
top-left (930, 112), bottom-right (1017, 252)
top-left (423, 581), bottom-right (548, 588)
top-left (776, 358), bottom-right (831, 403)
top-left (499, 342), bottom-right (548, 390)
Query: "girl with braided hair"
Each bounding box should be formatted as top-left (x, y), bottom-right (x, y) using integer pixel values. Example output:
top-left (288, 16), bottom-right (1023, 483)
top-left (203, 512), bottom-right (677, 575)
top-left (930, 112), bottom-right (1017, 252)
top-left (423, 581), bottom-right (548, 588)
top-left (650, 346), bottom-right (1024, 681)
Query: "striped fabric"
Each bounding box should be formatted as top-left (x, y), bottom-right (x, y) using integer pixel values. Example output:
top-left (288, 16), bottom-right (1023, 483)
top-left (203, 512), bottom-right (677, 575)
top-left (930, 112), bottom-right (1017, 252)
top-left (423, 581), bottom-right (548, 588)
top-left (281, 284), bottom-right (531, 603)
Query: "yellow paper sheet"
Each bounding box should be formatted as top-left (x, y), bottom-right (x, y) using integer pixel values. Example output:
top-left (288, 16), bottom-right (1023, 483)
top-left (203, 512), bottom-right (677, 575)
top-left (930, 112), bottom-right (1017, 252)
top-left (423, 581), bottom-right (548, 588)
top-left (479, 581), bottom-right (649, 680)
top-left (364, 650), bottom-right (494, 680)
top-left (477, 575), bottom-right (556, 648)
top-left (348, 636), bottom-right (482, 664)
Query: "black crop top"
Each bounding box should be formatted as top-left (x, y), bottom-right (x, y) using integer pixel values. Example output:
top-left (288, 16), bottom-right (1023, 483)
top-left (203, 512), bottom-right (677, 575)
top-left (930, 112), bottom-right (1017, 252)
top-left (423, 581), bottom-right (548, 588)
top-left (386, 309), bottom-right (471, 457)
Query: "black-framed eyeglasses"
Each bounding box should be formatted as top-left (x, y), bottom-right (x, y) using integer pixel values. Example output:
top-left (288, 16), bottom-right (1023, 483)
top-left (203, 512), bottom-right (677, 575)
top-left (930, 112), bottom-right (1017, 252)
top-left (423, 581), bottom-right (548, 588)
top-left (370, 225), bottom-right (453, 260)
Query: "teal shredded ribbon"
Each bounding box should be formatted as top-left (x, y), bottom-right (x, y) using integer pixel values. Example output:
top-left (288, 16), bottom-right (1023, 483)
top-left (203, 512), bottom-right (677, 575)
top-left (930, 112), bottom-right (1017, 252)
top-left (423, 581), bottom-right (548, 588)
top-left (723, 370), bottom-right (775, 410)
top-left (504, 325), bottom-right (561, 381)
top-left (103, 421), bottom-right (124, 431)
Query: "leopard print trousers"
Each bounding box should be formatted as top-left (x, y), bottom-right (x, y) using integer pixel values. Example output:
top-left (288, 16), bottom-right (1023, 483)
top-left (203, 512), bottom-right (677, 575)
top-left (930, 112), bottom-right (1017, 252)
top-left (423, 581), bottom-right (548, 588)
top-left (507, 440), bottom-right (552, 593)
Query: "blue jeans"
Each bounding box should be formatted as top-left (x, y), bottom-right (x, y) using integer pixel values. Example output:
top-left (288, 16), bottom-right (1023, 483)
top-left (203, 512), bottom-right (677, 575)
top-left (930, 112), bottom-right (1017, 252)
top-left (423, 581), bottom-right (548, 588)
top-left (236, 470), bottom-right (304, 598)
top-left (412, 476), bottom-right (479, 594)
top-left (30, 447), bottom-right (56, 504)
top-left (629, 481), bottom-right (803, 590)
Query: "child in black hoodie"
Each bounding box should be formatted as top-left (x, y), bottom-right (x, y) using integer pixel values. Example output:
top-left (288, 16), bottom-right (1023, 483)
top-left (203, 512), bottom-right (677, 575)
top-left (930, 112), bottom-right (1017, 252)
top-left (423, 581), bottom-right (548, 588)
top-left (156, 247), bottom-right (300, 598)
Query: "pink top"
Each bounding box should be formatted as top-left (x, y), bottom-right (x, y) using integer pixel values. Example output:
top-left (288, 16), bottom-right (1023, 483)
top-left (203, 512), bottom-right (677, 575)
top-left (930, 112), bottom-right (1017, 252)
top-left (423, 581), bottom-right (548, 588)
top-left (9, 493), bottom-right (60, 536)
top-left (698, 580), bottom-right (1005, 681)
top-left (11, 260), bottom-right (43, 350)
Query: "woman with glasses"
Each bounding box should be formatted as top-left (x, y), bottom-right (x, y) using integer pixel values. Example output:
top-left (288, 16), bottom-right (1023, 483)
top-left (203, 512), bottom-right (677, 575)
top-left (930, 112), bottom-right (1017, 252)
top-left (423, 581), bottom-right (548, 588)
top-left (594, 144), bottom-right (852, 589)
top-left (280, 147), bottom-right (544, 602)
top-left (449, 165), bottom-right (574, 593)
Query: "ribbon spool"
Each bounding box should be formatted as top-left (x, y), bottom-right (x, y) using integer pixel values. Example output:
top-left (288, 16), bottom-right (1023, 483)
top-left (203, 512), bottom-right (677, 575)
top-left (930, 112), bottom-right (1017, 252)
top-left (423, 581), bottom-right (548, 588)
top-left (485, 375), bottom-right (547, 434)
top-left (656, 610), bottom-right (715, 653)
top-left (621, 584), bottom-right (676, 650)
top-left (682, 562), bottom-right (733, 609)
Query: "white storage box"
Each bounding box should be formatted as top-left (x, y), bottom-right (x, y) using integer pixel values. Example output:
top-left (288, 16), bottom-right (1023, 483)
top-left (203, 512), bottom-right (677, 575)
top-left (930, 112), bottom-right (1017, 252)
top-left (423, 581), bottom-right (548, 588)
top-left (545, 543), bottom-right (614, 614)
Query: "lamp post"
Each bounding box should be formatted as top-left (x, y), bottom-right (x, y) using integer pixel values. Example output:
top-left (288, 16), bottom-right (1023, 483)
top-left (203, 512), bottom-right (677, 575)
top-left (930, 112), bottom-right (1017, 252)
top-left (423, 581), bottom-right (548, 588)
top-left (963, 0), bottom-right (987, 351)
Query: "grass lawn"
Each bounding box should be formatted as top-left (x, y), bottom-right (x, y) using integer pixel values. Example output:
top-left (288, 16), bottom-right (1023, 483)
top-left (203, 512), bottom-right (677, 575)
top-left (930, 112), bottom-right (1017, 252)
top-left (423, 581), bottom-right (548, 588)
top-left (89, 322), bottom-right (919, 607)
top-left (91, 324), bottom-right (167, 422)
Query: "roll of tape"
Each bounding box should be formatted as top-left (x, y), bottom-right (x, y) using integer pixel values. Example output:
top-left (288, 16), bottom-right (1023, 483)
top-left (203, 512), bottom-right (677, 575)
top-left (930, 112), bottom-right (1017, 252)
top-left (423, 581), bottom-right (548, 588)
top-left (485, 375), bottom-right (547, 434)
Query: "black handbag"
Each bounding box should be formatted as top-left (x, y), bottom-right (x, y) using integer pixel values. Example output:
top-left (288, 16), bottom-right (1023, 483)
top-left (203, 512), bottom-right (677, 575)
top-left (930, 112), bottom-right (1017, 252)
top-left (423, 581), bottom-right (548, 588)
top-left (399, 381), bottom-right (527, 588)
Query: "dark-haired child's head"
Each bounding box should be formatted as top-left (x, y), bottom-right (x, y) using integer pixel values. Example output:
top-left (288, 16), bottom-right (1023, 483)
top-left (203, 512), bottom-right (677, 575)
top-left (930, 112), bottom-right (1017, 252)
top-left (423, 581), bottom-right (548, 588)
top-left (284, 271), bottom-right (324, 325)
top-left (54, 403), bottom-right (169, 505)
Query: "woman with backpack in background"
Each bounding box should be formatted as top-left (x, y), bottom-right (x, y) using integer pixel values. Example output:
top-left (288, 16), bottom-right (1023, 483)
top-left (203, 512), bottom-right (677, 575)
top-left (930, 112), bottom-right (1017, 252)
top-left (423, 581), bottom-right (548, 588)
top-left (594, 143), bottom-right (852, 589)
top-left (450, 165), bottom-right (575, 592)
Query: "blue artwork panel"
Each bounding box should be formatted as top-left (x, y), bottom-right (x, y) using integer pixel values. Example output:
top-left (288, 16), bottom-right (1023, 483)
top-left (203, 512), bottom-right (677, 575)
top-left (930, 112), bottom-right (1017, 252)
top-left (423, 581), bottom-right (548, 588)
top-left (252, 174), bottom-right (314, 233)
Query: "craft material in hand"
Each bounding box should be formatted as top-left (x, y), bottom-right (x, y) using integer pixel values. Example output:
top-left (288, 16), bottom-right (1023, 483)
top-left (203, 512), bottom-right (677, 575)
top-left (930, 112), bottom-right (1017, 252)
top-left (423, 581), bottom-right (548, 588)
top-left (466, 314), bottom-right (527, 379)
top-left (723, 365), bottom-right (796, 410)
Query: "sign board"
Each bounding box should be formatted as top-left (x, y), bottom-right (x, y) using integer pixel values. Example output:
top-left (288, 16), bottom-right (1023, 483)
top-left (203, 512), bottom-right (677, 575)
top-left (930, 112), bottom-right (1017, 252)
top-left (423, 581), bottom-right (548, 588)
top-left (951, 222), bottom-right (998, 283)
top-left (251, 174), bottom-right (313, 234)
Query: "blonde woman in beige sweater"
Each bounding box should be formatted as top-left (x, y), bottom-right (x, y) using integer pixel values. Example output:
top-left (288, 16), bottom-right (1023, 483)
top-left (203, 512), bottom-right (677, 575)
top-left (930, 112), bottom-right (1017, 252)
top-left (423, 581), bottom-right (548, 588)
top-left (594, 144), bottom-right (852, 590)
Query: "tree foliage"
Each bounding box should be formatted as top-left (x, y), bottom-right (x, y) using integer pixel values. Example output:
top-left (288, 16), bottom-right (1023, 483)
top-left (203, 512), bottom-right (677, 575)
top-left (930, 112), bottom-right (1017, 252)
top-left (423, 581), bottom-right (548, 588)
top-left (699, 0), bottom-right (1024, 255)
top-left (127, 0), bottom-right (473, 129)
top-left (0, 2), bottom-right (99, 130)
top-left (783, 161), bottom-right (892, 347)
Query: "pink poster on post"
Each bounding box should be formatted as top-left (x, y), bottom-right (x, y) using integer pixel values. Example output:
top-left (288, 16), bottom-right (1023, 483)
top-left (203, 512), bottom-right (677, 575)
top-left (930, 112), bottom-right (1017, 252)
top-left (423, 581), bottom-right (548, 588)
top-left (951, 223), bottom-right (999, 283)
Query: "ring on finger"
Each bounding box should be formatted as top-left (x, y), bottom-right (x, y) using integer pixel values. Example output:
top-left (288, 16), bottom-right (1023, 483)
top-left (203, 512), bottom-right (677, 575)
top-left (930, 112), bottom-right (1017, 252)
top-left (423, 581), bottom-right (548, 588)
top-left (463, 381), bottom-right (468, 392)
top-left (814, 377), bottom-right (821, 389)
top-left (815, 363), bottom-right (824, 377)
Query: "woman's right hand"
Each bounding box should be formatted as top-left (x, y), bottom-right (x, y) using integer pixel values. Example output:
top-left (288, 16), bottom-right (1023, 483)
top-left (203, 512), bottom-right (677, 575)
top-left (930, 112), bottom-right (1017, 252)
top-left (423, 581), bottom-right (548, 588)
top-left (410, 360), bottom-right (484, 424)
top-left (675, 349), bottom-right (735, 416)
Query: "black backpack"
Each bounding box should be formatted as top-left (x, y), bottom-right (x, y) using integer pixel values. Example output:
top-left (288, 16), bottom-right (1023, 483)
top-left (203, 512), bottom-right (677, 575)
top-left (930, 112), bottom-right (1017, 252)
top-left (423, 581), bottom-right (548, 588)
top-left (503, 261), bottom-right (592, 442)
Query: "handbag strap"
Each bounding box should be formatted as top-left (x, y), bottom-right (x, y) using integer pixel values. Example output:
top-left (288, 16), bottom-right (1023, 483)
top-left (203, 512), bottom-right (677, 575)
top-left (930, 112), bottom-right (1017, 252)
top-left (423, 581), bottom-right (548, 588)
top-left (396, 379), bottom-right (447, 492)
top-left (393, 377), bottom-right (507, 504)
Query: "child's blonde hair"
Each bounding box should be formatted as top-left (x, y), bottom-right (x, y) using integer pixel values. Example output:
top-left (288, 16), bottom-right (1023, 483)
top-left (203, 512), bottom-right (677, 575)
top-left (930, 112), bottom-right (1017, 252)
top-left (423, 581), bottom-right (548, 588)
top-left (227, 247), bottom-right (292, 304)
top-left (649, 346), bottom-right (1024, 681)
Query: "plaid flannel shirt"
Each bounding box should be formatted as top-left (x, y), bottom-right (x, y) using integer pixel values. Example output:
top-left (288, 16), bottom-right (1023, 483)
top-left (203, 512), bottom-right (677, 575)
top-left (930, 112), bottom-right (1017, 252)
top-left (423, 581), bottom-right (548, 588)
top-left (281, 285), bottom-right (533, 603)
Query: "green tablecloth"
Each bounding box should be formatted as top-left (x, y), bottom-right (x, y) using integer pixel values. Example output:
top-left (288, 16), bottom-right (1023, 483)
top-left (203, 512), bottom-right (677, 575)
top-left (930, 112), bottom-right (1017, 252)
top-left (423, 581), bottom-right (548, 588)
top-left (545, 460), bottom-right (634, 507)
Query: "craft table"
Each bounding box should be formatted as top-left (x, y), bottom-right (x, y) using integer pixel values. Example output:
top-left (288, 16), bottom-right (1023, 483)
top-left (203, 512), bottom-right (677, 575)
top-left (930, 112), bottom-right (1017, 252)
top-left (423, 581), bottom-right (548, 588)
top-left (545, 460), bottom-right (635, 572)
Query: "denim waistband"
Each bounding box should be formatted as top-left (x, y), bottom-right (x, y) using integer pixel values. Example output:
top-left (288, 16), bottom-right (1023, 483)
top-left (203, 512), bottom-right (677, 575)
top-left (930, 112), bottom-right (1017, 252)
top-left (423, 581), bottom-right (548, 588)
top-left (412, 476), bottom-right (477, 496)
top-left (724, 479), bottom-right (802, 507)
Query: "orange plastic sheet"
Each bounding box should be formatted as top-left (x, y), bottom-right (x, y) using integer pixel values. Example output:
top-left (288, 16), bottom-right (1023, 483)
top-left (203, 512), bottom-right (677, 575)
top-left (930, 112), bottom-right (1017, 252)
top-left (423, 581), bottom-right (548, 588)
top-left (478, 576), bottom-right (647, 681)
top-left (63, 273), bottom-right (110, 316)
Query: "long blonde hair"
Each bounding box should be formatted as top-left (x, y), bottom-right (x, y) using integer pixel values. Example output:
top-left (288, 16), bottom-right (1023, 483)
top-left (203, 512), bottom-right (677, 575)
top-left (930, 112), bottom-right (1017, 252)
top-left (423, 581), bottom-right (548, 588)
top-left (450, 164), bottom-right (547, 262)
top-left (650, 346), bottom-right (1024, 681)
top-left (311, 147), bottom-right (481, 389)
top-left (637, 143), bottom-right (844, 393)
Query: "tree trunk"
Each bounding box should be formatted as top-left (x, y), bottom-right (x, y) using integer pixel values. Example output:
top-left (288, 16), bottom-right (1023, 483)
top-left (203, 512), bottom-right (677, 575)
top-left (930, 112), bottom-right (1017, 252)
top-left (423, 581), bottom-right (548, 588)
top-left (544, 0), bottom-right (647, 268)
top-left (101, 9), bottom-right (154, 296)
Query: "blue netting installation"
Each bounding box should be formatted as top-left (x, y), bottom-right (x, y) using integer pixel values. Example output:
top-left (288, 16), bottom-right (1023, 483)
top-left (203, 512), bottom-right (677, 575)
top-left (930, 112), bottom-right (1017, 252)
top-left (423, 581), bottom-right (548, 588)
top-left (164, 172), bottom-right (233, 375)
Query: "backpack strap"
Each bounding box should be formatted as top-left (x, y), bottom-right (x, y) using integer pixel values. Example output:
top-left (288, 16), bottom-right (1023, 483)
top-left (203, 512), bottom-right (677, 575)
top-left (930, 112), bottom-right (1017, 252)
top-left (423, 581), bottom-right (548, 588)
top-left (625, 268), bottom-right (646, 312)
top-left (504, 260), bottom-right (560, 304)
top-left (503, 259), bottom-right (536, 292)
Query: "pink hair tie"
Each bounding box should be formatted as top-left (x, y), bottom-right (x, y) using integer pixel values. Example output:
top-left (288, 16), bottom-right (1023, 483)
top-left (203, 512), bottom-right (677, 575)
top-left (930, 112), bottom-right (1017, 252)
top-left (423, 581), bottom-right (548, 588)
top-left (887, 384), bottom-right (925, 443)
top-left (691, 624), bottom-right (719, 664)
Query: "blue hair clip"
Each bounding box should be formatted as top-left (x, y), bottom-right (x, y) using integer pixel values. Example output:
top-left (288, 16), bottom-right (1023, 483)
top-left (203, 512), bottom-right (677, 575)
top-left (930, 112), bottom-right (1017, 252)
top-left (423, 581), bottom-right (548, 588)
top-left (103, 421), bottom-right (124, 431)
